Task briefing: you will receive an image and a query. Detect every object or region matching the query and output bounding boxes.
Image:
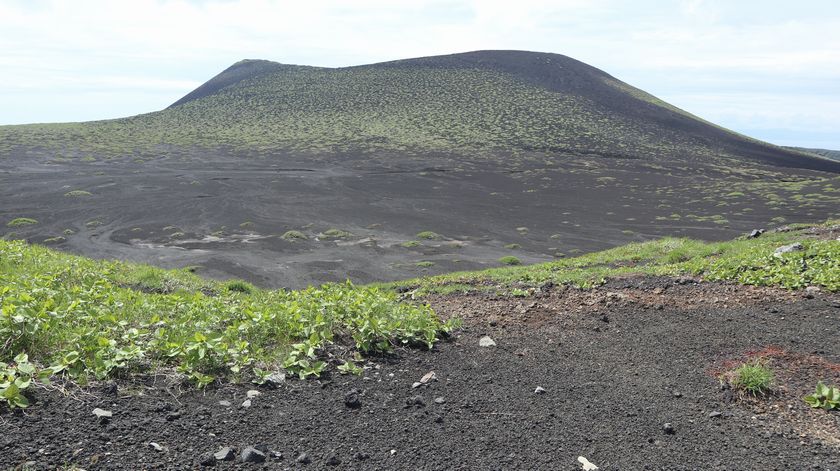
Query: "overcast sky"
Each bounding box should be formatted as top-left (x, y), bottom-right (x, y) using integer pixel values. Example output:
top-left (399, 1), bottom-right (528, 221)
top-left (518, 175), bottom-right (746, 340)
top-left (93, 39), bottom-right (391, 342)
top-left (1, 0), bottom-right (838, 149)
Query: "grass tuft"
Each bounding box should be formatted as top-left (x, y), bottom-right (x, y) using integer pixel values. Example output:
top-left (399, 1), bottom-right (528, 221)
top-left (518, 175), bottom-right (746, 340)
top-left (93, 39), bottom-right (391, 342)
top-left (730, 360), bottom-right (774, 396)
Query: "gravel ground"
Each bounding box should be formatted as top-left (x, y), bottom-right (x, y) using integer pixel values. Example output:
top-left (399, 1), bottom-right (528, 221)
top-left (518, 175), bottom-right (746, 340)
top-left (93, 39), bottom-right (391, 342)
top-left (3, 278), bottom-right (839, 470)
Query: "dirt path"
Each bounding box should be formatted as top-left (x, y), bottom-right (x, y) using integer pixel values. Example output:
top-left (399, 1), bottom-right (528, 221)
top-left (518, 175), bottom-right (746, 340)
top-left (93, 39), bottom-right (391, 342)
top-left (4, 278), bottom-right (840, 470)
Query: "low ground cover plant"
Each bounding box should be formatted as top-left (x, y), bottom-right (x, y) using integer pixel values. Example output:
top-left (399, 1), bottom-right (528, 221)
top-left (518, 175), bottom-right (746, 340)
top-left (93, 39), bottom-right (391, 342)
top-left (804, 382), bottom-right (840, 410)
top-left (416, 231), bottom-right (441, 240)
top-left (63, 190), bottom-right (93, 197)
top-left (281, 230), bottom-right (307, 241)
top-left (386, 220), bottom-right (839, 294)
top-left (0, 240), bottom-right (456, 406)
top-left (6, 218), bottom-right (38, 228)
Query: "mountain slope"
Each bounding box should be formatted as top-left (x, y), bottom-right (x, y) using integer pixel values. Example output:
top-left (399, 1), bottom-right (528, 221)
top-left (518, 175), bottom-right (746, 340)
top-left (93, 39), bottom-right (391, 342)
top-left (168, 59), bottom-right (292, 108)
top-left (1, 50), bottom-right (837, 172)
top-left (787, 147), bottom-right (840, 162)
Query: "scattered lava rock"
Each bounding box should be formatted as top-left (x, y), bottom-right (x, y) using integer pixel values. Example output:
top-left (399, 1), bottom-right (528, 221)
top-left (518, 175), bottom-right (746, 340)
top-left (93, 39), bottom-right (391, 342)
top-left (199, 452), bottom-right (216, 466)
top-left (774, 243), bottom-right (804, 256)
top-left (214, 447), bottom-right (236, 461)
top-left (296, 452), bottom-right (312, 464)
top-left (405, 395), bottom-right (426, 408)
top-left (479, 336), bottom-right (497, 347)
top-left (344, 389), bottom-right (362, 409)
top-left (92, 408), bottom-right (112, 422)
top-left (240, 447), bottom-right (267, 463)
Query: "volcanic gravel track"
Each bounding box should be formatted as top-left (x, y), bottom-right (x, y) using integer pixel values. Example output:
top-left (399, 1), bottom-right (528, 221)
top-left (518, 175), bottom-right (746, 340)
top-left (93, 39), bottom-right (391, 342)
top-left (4, 278), bottom-right (840, 470)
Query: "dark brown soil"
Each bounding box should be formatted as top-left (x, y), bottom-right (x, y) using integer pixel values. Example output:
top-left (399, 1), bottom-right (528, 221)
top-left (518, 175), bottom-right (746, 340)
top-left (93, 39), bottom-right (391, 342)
top-left (4, 278), bottom-right (839, 470)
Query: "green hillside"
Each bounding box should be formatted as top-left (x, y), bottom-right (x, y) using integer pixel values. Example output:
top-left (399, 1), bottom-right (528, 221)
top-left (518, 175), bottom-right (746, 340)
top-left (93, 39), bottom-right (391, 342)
top-left (2, 51), bottom-right (836, 172)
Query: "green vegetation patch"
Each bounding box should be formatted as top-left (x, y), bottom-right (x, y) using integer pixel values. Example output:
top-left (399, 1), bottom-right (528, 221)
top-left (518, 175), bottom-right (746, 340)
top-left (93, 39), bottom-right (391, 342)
top-left (64, 190), bottom-right (93, 197)
top-left (281, 230), bottom-right (308, 241)
top-left (0, 239), bottom-right (455, 405)
top-left (728, 360), bottom-right (774, 396)
top-left (416, 231), bottom-right (442, 240)
top-left (498, 256), bottom-right (522, 266)
top-left (384, 221), bottom-right (840, 294)
top-left (6, 218), bottom-right (38, 227)
top-left (804, 382), bottom-right (840, 410)
top-left (321, 228), bottom-right (353, 239)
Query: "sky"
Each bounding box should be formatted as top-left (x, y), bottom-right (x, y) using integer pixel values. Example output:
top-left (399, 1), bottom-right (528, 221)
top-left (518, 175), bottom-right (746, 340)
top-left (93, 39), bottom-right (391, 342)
top-left (1, 0), bottom-right (838, 149)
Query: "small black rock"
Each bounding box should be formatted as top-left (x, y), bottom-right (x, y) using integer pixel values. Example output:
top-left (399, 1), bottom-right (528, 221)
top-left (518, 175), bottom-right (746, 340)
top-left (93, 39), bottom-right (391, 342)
top-left (198, 453), bottom-right (217, 466)
top-left (353, 452), bottom-right (370, 461)
top-left (663, 423), bottom-right (675, 434)
top-left (325, 456), bottom-right (342, 466)
top-left (599, 314), bottom-right (609, 323)
top-left (405, 395), bottom-right (426, 408)
top-left (344, 389), bottom-right (362, 409)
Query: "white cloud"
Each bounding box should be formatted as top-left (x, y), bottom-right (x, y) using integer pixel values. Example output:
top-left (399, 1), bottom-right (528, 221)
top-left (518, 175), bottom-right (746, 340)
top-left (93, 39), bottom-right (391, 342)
top-left (0, 0), bottom-right (838, 147)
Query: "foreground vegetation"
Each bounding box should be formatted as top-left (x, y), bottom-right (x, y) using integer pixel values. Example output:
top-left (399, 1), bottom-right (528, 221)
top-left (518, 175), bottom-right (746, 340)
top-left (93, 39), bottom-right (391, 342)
top-left (385, 221), bottom-right (840, 295)
top-left (1, 222), bottom-right (837, 408)
top-left (0, 240), bottom-right (455, 407)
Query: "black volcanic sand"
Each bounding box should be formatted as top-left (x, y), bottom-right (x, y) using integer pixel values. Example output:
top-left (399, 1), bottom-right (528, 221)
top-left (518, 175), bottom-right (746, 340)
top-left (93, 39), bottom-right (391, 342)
top-left (2, 152), bottom-right (838, 288)
top-left (5, 278), bottom-right (839, 470)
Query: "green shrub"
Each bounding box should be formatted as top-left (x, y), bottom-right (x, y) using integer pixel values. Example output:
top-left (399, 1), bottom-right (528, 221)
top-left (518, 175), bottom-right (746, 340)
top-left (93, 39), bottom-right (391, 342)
top-left (6, 218), bottom-right (38, 227)
top-left (498, 256), bottom-right (522, 266)
top-left (224, 279), bottom-right (255, 294)
top-left (416, 231), bottom-right (441, 240)
top-left (400, 240), bottom-right (421, 248)
top-left (416, 261), bottom-right (435, 268)
top-left (322, 228), bottom-right (353, 239)
top-left (281, 230), bottom-right (307, 241)
top-left (504, 243), bottom-right (521, 249)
